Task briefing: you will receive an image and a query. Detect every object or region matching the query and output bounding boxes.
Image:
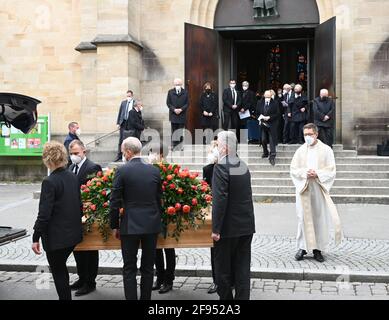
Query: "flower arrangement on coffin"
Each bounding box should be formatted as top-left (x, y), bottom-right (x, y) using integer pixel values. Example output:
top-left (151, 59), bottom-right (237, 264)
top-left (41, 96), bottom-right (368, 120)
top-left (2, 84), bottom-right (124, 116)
top-left (81, 169), bottom-right (117, 242)
top-left (156, 162), bottom-right (212, 241)
top-left (80, 163), bottom-right (212, 242)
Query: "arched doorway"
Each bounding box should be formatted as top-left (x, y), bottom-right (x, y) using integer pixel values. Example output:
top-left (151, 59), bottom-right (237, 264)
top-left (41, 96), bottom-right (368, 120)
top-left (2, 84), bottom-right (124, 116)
top-left (185, 0), bottom-right (336, 140)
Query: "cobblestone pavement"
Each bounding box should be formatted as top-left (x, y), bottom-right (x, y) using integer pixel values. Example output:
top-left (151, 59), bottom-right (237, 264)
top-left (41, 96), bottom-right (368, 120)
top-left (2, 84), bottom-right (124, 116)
top-left (0, 271), bottom-right (389, 299)
top-left (1, 234), bottom-right (389, 275)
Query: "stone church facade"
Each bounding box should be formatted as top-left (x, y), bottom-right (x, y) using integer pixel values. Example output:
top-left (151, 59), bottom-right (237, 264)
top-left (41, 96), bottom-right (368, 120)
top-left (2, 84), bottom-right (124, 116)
top-left (0, 0), bottom-right (388, 153)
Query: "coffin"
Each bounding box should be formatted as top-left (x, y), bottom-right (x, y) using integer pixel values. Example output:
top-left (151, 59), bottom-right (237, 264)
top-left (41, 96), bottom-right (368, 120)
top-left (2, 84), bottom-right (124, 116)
top-left (74, 214), bottom-right (213, 251)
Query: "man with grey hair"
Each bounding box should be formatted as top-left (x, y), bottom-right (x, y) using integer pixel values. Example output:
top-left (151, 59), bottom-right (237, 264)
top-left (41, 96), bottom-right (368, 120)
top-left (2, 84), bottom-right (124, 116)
top-left (166, 78), bottom-right (189, 150)
top-left (211, 131), bottom-right (255, 300)
top-left (110, 137), bottom-right (162, 300)
top-left (313, 89), bottom-right (335, 148)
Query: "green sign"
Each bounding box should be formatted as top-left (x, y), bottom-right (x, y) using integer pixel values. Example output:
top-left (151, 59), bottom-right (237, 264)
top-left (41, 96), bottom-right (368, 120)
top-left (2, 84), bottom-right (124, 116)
top-left (0, 115), bottom-right (49, 156)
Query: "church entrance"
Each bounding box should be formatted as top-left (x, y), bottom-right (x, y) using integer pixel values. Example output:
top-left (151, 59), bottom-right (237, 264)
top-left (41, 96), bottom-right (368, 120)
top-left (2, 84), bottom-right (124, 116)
top-left (184, 0), bottom-right (336, 141)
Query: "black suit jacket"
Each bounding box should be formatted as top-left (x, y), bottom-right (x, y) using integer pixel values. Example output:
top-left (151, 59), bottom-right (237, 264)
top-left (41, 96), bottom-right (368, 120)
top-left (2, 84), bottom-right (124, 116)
top-left (127, 108), bottom-right (145, 139)
top-left (289, 95), bottom-right (309, 122)
top-left (202, 164), bottom-right (215, 188)
top-left (69, 158), bottom-right (102, 187)
top-left (241, 89), bottom-right (257, 115)
top-left (256, 99), bottom-right (280, 129)
top-left (166, 88), bottom-right (189, 124)
top-left (33, 168), bottom-right (83, 252)
top-left (117, 99), bottom-right (136, 127)
top-left (222, 88), bottom-right (242, 113)
top-left (110, 158), bottom-right (162, 235)
top-left (211, 156), bottom-right (255, 238)
top-left (313, 97), bottom-right (335, 128)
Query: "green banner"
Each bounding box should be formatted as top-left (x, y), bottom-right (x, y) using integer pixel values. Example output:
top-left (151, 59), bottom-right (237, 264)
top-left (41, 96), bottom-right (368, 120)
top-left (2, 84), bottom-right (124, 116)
top-left (0, 115), bottom-right (49, 156)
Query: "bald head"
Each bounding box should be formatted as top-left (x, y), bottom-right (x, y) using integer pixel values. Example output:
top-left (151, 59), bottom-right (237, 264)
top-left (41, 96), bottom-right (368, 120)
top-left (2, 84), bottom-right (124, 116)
top-left (320, 89), bottom-right (329, 98)
top-left (294, 84), bottom-right (303, 94)
top-left (173, 78), bottom-right (183, 86)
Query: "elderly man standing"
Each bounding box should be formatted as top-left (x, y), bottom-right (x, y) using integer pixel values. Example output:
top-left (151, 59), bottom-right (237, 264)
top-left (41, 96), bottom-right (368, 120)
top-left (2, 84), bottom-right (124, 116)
top-left (313, 89), bottom-right (335, 148)
top-left (166, 78), bottom-right (189, 150)
top-left (110, 137), bottom-right (162, 300)
top-left (212, 131), bottom-right (255, 300)
top-left (290, 123), bottom-right (342, 263)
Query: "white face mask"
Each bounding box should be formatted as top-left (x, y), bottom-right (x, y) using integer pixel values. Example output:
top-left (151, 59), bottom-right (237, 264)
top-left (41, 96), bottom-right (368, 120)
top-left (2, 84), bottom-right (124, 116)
top-left (265, 98), bottom-right (271, 103)
top-left (230, 84), bottom-right (236, 89)
top-left (75, 129), bottom-right (81, 136)
top-left (175, 86), bottom-right (181, 91)
top-left (127, 97), bottom-right (133, 101)
top-left (207, 148), bottom-right (219, 164)
top-left (305, 135), bottom-right (315, 146)
top-left (243, 86), bottom-right (248, 91)
top-left (138, 106), bottom-right (143, 112)
top-left (122, 155), bottom-right (128, 163)
top-left (70, 154), bottom-right (82, 165)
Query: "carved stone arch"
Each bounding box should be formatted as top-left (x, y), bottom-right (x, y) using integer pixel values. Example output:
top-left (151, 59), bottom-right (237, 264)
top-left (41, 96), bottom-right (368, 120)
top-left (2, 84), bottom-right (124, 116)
top-left (189, 0), bottom-right (336, 26)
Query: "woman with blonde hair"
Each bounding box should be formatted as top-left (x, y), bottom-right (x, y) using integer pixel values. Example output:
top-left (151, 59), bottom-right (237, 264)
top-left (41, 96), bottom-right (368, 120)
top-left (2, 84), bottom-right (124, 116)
top-left (32, 141), bottom-right (83, 300)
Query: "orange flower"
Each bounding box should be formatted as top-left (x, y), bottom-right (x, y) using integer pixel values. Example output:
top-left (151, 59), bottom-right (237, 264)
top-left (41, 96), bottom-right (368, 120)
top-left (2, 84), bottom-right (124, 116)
top-left (182, 205), bottom-right (191, 214)
top-left (90, 204), bottom-right (96, 211)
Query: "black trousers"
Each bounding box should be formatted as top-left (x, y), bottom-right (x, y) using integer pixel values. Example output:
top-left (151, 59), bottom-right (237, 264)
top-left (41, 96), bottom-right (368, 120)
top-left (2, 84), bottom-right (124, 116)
top-left (222, 111), bottom-right (239, 131)
top-left (155, 248), bottom-right (176, 285)
top-left (73, 250), bottom-right (99, 286)
top-left (121, 234), bottom-right (158, 300)
top-left (117, 125), bottom-right (126, 159)
top-left (171, 123), bottom-right (185, 148)
top-left (210, 247), bottom-right (216, 282)
top-left (318, 126), bottom-right (334, 148)
top-left (202, 125), bottom-right (218, 145)
top-left (261, 126), bottom-right (277, 159)
top-left (290, 121), bottom-right (306, 144)
top-left (46, 246), bottom-right (75, 300)
top-left (283, 116), bottom-right (292, 143)
top-left (214, 235), bottom-right (253, 300)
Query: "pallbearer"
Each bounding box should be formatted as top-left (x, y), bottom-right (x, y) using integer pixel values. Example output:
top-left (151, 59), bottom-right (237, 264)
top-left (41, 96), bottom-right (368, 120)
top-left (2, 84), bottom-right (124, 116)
top-left (290, 123), bottom-right (342, 263)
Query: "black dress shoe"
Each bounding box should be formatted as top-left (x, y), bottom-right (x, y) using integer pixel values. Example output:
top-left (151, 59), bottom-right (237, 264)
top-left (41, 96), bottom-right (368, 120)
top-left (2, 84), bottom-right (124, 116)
top-left (295, 249), bottom-right (307, 261)
top-left (269, 157), bottom-right (276, 166)
top-left (313, 250), bottom-right (325, 263)
top-left (158, 283), bottom-right (173, 294)
top-left (152, 281), bottom-right (163, 291)
top-left (207, 283), bottom-right (218, 294)
top-left (262, 154), bottom-right (269, 159)
top-left (69, 280), bottom-right (84, 291)
top-left (75, 284), bottom-right (96, 296)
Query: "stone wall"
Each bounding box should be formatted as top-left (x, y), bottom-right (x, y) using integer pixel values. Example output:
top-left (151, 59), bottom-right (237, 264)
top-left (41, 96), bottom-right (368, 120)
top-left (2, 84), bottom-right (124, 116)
top-left (1, 0), bottom-right (389, 153)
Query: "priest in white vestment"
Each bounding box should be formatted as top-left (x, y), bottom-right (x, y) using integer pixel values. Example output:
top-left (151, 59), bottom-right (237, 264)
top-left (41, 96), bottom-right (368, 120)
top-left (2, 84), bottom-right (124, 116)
top-left (290, 123), bottom-right (342, 262)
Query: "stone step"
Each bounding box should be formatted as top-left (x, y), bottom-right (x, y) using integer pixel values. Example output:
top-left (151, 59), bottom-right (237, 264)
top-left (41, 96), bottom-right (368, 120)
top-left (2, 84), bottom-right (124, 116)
top-left (164, 157), bottom-right (389, 165)
top-left (253, 194), bottom-right (389, 204)
top-left (252, 186), bottom-right (389, 195)
top-left (250, 178), bottom-right (389, 187)
top-left (153, 163), bottom-right (389, 172)
top-left (170, 150), bottom-right (358, 158)
top-left (183, 144), bottom-right (346, 152)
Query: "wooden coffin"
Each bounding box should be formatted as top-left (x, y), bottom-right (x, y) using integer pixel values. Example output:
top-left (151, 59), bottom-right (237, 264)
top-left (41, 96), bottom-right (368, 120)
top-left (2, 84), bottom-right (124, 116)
top-left (74, 215), bottom-right (213, 251)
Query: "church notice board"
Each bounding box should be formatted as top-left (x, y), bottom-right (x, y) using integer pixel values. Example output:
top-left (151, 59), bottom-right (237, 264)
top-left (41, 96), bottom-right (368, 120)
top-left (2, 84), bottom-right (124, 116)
top-left (0, 115), bottom-right (49, 156)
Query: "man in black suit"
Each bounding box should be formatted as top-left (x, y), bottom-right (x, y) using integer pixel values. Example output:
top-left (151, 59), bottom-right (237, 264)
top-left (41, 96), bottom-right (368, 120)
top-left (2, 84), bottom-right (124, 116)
top-left (211, 131), bottom-right (255, 300)
top-left (282, 84), bottom-right (293, 144)
top-left (68, 140), bottom-right (102, 296)
top-left (115, 90), bottom-right (135, 162)
top-left (127, 100), bottom-right (145, 140)
top-left (222, 80), bottom-right (241, 133)
top-left (166, 78), bottom-right (189, 150)
top-left (240, 81), bottom-right (256, 142)
top-left (289, 84), bottom-right (309, 144)
top-left (256, 90), bottom-right (280, 166)
top-left (313, 89), bottom-right (335, 148)
top-left (110, 137), bottom-right (162, 300)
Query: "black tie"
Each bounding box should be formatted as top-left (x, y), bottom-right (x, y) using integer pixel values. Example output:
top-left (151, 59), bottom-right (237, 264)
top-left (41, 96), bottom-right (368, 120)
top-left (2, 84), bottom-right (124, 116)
top-left (265, 102), bottom-right (269, 113)
top-left (74, 165), bottom-right (79, 175)
top-left (232, 90), bottom-right (236, 103)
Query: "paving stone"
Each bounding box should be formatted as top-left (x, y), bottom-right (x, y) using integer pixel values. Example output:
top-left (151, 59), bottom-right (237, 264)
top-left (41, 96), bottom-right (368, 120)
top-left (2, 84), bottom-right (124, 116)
top-left (279, 282), bottom-right (295, 289)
